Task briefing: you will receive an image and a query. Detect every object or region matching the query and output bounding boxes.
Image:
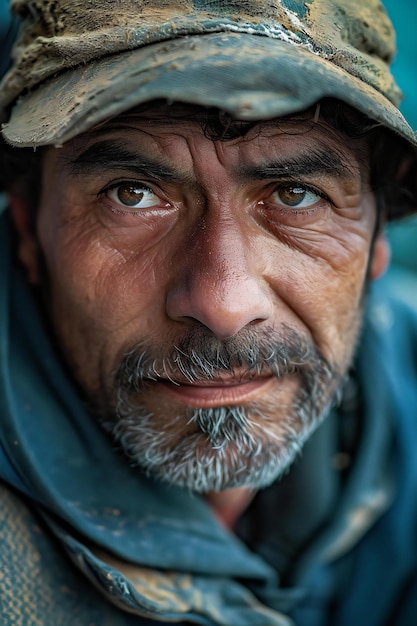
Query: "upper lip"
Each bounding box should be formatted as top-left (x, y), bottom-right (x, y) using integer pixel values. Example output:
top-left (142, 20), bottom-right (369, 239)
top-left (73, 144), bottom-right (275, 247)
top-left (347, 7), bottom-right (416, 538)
top-left (155, 372), bottom-right (274, 387)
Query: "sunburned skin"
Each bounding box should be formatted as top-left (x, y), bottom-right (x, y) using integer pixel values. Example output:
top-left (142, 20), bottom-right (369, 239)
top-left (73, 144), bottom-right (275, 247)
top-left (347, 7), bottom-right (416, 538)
top-left (10, 104), bottom-right (390, 500)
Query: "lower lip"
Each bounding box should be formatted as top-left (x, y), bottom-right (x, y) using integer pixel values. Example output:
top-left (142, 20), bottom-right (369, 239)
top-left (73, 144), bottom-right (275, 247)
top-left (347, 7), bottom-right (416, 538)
top-left (158, 377), bottom-right (276, 408)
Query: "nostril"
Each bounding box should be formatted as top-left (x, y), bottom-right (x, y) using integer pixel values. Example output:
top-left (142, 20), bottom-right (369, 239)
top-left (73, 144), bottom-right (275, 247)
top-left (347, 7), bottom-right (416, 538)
top-left (249, 317), bottom-right (267, 326)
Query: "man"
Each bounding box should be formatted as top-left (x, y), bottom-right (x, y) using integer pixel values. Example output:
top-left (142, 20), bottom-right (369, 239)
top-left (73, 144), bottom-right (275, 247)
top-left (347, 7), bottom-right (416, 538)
top-left (0, 1), bottom-right (416, 624)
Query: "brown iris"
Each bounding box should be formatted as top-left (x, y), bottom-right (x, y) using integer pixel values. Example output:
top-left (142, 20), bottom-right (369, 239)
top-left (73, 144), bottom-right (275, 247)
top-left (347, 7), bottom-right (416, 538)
top-left (278, 186), bottom-right (308, 207)
top-left (116, 184), bottom-right (145, 206)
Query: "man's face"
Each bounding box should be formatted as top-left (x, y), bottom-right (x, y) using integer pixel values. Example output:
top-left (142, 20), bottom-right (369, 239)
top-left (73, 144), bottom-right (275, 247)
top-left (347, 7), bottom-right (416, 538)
top-left (14, 106), bottom-right (387, 492)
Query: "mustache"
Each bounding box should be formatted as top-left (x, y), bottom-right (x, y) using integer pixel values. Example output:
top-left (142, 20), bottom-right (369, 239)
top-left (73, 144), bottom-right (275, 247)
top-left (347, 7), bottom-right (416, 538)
top-left (114, 325), bottom-right (334, 393)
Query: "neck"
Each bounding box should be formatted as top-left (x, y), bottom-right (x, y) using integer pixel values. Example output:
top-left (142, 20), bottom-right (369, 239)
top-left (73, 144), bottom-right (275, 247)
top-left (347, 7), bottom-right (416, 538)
top-left (204, 487), bottom-right (256, 529)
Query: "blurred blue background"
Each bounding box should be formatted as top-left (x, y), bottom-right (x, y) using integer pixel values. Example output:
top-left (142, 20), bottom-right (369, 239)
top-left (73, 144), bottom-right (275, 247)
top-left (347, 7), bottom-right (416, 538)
top-left (0, 0), bottom-right (416, 270)
top-left (383, 0), bottom-right (417, 274)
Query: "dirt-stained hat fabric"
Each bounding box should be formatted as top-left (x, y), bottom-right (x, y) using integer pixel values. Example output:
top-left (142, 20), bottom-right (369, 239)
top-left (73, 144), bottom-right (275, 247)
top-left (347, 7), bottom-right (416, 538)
top-left (0, 0), bottom-right (416, 152)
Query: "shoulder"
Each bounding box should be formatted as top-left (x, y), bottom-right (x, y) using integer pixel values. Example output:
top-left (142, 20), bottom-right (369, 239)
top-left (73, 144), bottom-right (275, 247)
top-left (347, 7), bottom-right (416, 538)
top-left (0, 481), bottom-right (137, 625)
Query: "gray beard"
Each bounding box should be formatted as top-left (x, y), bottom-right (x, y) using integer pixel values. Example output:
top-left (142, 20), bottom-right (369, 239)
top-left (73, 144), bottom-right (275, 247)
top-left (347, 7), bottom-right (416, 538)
top-left (100, 326), bottom-right (340, 493)
top-left (111, 394), bottom-right (334, 493)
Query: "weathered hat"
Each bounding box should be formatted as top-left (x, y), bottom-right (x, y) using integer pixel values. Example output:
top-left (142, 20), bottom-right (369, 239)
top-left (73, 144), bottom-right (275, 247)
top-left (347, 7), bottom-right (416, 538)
top-left (0, 0), bottom-right (416, 151)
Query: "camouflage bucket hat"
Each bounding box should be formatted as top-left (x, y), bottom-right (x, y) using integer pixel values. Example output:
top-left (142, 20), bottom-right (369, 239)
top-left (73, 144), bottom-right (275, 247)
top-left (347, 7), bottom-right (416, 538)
top-left (0, 0), bottom-right (416, 151)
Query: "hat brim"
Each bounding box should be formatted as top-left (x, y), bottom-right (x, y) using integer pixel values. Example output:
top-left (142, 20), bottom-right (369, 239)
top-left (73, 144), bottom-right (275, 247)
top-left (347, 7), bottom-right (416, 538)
top-left (2, 32), bottom-right (416, 148)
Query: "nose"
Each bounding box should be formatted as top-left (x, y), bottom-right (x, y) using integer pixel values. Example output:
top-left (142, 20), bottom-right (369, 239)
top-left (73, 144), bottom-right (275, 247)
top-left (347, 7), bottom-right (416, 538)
top-left (166, 217), bottom-right (274, 339)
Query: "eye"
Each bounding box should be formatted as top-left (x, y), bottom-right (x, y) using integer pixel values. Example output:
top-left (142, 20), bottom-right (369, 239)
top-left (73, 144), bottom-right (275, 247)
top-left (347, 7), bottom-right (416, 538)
top-left (106, 183), bottom-right (160, 210)
top-left (272, 184), bottom-right (322, 209)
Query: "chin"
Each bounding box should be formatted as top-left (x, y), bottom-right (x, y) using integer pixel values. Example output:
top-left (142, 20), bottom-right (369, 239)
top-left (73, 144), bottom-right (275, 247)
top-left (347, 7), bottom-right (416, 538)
top-left (102, 393), bottom-right (335, 493)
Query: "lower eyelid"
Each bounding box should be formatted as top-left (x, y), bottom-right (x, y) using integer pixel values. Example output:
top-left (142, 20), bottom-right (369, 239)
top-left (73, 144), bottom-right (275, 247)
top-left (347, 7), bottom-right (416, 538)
top-left (277, 206), bottom-right (323, 217)
top-left (101, 196), bottom-right (174, 217)
top-left (109, 206), bottom-right (139, 216)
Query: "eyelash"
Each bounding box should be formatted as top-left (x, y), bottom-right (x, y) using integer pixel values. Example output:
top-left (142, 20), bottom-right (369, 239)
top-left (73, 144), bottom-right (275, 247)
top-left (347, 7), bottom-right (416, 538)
top-left (98, 180), bottom-right (162, 214)
top-left (269, 181), bottom-right (331, 212)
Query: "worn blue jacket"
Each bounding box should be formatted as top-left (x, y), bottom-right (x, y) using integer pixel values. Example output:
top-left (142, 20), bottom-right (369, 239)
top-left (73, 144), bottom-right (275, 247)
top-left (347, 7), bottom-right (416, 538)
top-left (1, 210), bottom-right (417, 626)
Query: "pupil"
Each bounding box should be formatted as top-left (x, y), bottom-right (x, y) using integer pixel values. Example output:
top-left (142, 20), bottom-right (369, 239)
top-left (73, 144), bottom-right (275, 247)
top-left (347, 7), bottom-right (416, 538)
top-left (118, 186), bottom-right (144, 206)
top-left (280, 186), bottom-right (306, 207)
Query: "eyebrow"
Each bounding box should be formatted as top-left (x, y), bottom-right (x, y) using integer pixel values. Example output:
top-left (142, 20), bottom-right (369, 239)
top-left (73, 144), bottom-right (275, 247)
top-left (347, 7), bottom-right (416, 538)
top-left (239, 147), bottom-right (359, 181)
top-left (64, 140), bottom-right (188, 183)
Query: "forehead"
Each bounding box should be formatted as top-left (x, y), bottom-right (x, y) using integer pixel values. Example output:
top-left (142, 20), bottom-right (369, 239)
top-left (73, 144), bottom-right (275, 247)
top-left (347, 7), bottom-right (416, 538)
top-left (54, 102), bottom-right (370, 178)
top-left (75, 103), bottom-right (331, 144)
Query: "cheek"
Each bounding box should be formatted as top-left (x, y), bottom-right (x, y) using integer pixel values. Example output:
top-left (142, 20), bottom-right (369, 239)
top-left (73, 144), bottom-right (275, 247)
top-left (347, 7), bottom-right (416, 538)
top-left (265, 225), bottom-right (372, 366)
top-left (37, 213), bottom-right (173, 390)
top-left (47, 239), bottom-right (167, 327)
top-left (37, 182), bottom-right (173, 319)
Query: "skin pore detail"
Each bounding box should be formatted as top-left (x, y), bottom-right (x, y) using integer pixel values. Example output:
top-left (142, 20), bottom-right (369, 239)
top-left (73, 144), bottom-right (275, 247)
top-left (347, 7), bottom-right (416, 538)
top-left (15, 104), bottom-right (387, 495)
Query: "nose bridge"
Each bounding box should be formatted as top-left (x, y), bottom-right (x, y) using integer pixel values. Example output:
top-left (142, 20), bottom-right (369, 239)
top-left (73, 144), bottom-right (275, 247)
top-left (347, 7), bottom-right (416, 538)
top-left (194, 211), bottom-right (249, 281)
top-left (166, 211), bottom-right (274, 338)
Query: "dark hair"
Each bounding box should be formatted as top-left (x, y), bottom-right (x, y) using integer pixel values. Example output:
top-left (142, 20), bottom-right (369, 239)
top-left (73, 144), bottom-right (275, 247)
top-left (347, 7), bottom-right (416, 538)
top-left (0, 98), bottom-right (415, 221)
top-left (0, 142), bottom-right (43, 217)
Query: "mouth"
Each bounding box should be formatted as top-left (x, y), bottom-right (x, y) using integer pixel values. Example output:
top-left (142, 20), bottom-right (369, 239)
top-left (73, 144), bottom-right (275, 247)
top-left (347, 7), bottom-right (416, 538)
top-left (153, 375), bottom-right (278, 408)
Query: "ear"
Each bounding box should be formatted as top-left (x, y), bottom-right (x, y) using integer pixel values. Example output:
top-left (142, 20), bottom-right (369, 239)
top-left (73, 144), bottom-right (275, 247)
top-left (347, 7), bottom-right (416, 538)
top-left (369, 232), bottom-right (391, 281)
top-left (9, 194), bottom-right (40, 285)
